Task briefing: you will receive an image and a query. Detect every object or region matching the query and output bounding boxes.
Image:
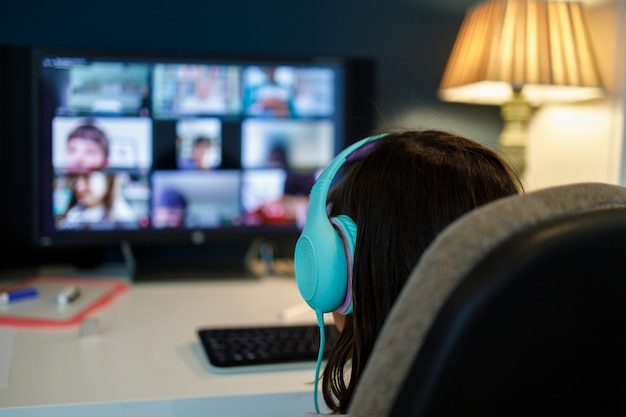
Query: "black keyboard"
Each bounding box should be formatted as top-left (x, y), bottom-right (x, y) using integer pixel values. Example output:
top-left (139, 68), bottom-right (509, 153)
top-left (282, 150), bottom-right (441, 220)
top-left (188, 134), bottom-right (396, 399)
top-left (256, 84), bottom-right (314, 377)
top-left (197, 324), bottom-right (340, 368)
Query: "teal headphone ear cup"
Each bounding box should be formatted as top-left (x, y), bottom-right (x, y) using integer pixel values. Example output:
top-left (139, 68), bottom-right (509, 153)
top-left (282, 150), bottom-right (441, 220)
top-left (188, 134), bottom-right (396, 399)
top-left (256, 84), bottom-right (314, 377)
top-left (330, 214), bottom-right (356, 314)
top-left (294, 214), bottom-right (356, 314)
top-left (294, 215), bottom-right (347, 313)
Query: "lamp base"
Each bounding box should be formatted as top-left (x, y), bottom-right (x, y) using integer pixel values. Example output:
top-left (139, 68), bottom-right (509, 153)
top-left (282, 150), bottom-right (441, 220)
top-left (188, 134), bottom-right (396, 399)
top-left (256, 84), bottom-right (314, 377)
top-left (498, 91), bottom-right (531, 178)
top-left (500, 145), bottom-right (526, 178)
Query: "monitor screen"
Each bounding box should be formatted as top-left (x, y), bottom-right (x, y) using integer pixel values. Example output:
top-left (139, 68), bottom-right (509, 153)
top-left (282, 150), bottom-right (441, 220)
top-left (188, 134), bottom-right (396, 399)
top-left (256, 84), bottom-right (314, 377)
top-left (18, 47), bottom-right (375, 254)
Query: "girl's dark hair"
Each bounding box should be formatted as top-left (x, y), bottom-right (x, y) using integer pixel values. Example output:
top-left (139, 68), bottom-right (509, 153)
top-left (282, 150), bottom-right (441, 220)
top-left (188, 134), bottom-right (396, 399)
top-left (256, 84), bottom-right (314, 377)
top-left (322, 130), bottom-right (522, 413)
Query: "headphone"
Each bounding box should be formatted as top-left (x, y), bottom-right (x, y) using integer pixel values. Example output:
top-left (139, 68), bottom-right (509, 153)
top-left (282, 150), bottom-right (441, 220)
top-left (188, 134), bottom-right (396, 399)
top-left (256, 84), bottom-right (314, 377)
top-left (294, 133), bottom-right (386, 315)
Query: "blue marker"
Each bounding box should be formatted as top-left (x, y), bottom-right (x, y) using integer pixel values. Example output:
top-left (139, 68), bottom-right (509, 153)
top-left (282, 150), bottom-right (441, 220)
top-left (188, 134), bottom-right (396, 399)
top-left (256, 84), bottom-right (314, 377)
top-left (0, 287), bottom-right (39, 305)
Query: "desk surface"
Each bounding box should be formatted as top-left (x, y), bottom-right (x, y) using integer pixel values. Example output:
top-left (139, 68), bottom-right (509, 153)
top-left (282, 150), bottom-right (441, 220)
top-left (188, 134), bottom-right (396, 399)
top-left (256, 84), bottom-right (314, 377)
top-left (0, 274), bottom-right (329, 416)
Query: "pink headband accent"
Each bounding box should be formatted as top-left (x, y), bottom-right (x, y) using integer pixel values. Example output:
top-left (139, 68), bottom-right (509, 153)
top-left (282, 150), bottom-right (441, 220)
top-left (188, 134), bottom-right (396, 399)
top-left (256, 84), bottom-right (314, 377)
top-left (330, 218), bottom-right (354, 314)
top-left (345, 139), bottom-right (379, 163)
top-left (336, 253), bottom-right (353, 314)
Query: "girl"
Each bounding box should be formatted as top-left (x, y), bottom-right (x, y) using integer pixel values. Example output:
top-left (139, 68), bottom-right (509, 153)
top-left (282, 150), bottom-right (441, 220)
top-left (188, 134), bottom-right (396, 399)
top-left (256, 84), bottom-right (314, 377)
top-left (297, 129), bottom-right (523, 414)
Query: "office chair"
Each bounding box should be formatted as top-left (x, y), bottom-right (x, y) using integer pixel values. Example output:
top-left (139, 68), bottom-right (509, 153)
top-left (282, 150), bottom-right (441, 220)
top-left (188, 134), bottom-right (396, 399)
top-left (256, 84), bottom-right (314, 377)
top-left (348, 182), bottom-right (626, 417)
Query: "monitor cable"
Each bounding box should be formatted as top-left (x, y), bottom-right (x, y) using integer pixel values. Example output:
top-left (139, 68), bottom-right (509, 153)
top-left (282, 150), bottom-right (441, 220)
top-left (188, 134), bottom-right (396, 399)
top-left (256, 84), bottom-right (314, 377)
top-left (120, 241), bottom-right (136, 276)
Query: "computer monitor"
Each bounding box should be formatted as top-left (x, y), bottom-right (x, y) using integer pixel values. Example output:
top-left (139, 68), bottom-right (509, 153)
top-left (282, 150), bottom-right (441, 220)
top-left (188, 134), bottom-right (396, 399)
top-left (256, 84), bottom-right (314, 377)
top-left (0, 46), bottom-right (375, 276)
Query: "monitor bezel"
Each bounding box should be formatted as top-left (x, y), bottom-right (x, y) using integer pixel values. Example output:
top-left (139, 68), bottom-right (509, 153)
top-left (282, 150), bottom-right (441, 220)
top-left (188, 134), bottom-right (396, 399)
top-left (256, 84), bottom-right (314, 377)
top-left (21, 46), bottom-right (375, 251)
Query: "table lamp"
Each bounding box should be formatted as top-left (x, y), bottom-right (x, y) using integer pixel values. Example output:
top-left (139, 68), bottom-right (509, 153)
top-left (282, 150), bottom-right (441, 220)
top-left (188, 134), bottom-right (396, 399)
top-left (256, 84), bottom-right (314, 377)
top-left (438, 0), bottom-right (604, 177)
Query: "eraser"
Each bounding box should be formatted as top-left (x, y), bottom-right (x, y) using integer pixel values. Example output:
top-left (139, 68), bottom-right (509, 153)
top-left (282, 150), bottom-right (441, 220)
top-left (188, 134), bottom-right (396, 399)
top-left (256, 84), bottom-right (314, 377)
top-left (56, 286), bottom-right (81, 306)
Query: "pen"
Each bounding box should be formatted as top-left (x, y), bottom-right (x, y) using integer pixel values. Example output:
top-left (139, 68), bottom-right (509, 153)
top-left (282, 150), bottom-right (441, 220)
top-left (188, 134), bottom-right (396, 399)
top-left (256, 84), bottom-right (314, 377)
top-left (0, 287), bottom-right (39, 305)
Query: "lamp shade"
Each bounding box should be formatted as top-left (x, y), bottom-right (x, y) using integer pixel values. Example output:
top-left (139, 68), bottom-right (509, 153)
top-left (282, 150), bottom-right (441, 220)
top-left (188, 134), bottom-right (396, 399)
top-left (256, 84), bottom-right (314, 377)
top-left (439, 0), bottom-right (604, 106)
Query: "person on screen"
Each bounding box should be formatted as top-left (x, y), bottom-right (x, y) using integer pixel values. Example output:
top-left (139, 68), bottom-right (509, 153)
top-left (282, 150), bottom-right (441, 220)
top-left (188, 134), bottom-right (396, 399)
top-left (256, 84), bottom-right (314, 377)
top-left (152, 188), bottom-right (187, 228)
top-left (266, 143), bottom-right (289, 168)
top-left (177, 70), bottom-right (227, 114)
top-left (249, 171), bottom-right (316, 228)
top-left (300, 129), bottom-right (523, 416)
top-left (248, 144), bottom-right (316, 227)
top-left (64, 122), bottom-right (110, 173)
top-left (244, 67), bottom-right (294, 118)
top-left (56, 171), bottom-right (138, 229)
top-left (178, 136), bottom-right (216, 170)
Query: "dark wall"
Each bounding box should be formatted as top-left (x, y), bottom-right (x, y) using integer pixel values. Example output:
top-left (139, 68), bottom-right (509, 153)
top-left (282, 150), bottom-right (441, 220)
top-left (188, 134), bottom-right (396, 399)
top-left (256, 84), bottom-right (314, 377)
top-left (0, 0), bottom-right (471, 122)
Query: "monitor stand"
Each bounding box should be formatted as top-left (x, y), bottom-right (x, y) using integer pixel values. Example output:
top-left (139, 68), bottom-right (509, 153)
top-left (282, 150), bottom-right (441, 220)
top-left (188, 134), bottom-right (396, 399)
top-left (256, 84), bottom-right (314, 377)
top-left (123, 241), bottom-right (255, 281)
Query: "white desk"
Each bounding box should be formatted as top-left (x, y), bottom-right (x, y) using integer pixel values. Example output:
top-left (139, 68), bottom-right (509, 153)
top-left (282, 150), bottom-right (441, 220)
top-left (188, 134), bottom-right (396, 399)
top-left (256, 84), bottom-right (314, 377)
top-left (0, 274), bottom-right (331, 416)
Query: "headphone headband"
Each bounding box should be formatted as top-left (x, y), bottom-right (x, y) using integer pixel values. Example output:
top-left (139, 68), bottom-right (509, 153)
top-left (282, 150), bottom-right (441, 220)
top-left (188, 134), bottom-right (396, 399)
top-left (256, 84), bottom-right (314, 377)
top-left (304, 133), bottom-right (386, 228)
